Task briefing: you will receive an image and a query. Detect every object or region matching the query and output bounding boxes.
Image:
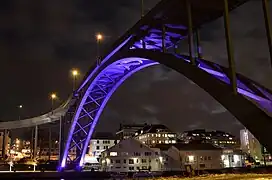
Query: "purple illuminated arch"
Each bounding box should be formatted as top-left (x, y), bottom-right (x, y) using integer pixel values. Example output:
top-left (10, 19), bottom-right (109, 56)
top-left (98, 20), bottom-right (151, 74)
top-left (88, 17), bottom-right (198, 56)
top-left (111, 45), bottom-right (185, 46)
top-left (60, 49), bottom-right (272, 170)
top-left (60, 57), bottom-right (158, 169)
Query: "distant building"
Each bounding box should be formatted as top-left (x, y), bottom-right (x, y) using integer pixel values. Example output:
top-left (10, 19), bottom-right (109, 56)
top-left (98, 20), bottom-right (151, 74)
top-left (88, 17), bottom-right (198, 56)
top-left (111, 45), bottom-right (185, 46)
top-left (240, 128), bottom-right (271, 163)
top-left (221, 149), bottom-right (245, 168)
top-left (100, 138), bottom-right (245, 173)
top-left (0, 130), bottom-right (10, 158)
top-left (100, 138), bottom-right (178, 172)
top-left (179, 129), bottom-right (239, 149)
top-left (116, 124), bottom-right (146, 140)
top-left (134, 124), bottom-right (177, 147)
top-left (86, 132), bottom-right (119, 165)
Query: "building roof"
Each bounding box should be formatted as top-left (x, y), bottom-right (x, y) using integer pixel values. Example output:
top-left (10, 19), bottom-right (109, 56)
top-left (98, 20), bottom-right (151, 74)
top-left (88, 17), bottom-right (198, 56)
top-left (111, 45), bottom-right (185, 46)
top-left (173, 142), bottom-right (221, 151)
top-left (92, 132), bottom-right (117, 140)
top-left (153, 144), bottom-right (173, 151)
top-left (137, 124), bottom-right (173, 134)
top-left (183, 129), bottom-right (236, 138)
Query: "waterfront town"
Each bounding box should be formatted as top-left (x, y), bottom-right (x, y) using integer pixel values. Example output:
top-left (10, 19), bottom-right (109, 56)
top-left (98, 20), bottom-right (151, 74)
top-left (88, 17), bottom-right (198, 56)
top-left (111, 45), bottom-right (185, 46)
top-left (0, 124), bottom-right (271, 172)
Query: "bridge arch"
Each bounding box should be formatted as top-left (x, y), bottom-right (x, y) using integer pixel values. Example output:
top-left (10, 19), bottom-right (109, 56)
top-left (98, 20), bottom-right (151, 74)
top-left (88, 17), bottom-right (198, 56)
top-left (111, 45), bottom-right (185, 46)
top-left (60, 49), bottom-right (272, 170)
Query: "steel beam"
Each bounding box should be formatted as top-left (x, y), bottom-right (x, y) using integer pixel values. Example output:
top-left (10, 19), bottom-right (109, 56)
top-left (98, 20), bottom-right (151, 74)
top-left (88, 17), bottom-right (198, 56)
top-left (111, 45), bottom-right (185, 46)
top-left (34, 125), bottom-right (38, 160)
top-left (58, 116), bottom-right (63, 164)
top-left (195, 30), bottom-right (202, 59)
top-left (48, 127), bottom-right (52, 161)
top-left (162, 24), bottom-right (166, 53)
top-left (262, 0), bottom-right (272, 67)
top-left (223, 0), bottom-right (237, 94)
top-left (1, 129), bottom-right (7, 159)
top-left (186, 0), bottom-right (196, 65)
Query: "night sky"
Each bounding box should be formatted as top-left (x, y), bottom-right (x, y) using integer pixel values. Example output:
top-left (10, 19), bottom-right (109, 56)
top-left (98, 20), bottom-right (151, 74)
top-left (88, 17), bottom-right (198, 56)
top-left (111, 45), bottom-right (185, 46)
top-left (0, 0), bottom-right (271, 137)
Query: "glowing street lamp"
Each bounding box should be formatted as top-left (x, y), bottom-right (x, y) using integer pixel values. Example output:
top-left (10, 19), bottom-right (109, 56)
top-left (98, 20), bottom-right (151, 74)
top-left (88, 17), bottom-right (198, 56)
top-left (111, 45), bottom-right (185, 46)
top-left (18, 104), bottom-right (23, 120)
top-left (50, 93), bottom-right (57, 110)
top-left (96, 33), bottom-right (103, 41)
top-left (71, 69), bottom-right (79, 91)
top-left (96, 33), bottom-right (103, 66)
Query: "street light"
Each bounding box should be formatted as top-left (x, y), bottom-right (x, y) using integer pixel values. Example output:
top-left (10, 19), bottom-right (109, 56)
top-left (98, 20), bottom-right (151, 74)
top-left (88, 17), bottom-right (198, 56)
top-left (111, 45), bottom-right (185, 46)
top-left (50, 93), bottom-right (57, 113)
top-left (96, 33), bottom-right (103, 66)
top-left (71, 69), bottom-right (79, 91)
top-left (49, 93), bottom-right (57, 162)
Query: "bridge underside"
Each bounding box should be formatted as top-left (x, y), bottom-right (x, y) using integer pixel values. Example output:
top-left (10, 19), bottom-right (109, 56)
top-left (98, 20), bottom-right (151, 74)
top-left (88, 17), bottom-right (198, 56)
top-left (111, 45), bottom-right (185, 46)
top-left (59, 0), bottom-right (271, 171)
top-left (60, 48), bottom-right (272, 170)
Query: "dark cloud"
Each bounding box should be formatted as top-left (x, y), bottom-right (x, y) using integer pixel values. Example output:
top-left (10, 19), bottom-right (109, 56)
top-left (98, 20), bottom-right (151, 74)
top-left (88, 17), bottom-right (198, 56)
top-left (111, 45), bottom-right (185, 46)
top-left (0, 0), bottom-right (271, 138)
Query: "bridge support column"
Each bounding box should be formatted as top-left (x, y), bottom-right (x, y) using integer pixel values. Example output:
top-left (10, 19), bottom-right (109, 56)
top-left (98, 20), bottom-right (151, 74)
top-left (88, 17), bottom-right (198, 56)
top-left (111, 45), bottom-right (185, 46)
top-left (58, 116), bottom-right (63, 164)
top-left (262, 0), bottom-right (272, 67)
top-left (1, 129), bottom-right (7, 159)
top-left (195, 30), bottom-right (202, 59)
top-left (223, 0), bottom-right (237, 94)
top-left (34, 125), bottom-right (38, 160)
top-left (186, 0), bottom-right (196, 65)
top-left (142, 39), bottom-right (146, 49)
top-left (48, 127), bottom-right (52, 161)
top-left (162, 24), bottom-right (166, 53)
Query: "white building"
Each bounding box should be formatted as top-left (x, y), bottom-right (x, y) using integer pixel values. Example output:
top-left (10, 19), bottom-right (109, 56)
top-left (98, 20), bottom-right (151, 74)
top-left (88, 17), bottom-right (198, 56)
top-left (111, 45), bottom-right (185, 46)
top-left (156, 143), bottom-right (244, 170)
top-left (0, 130), bottom-right (10, 158)
top-left (116, 124), bottom-right (146, 140)
top-left (86, 132), bottom-right (119, 164)
top-left (100, 138), bottom-right (178, 172)
top-left (240, 128), bottom-right (263, 161)
top-left (134, 124), bottom-right (177, 147)
top-left (221, 149), bottom-right (245, 168)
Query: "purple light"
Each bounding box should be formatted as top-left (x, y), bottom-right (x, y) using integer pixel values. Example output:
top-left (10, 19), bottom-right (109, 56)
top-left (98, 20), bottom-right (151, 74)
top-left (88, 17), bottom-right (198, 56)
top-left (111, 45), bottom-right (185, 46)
top-left (77, 36), bottom-right (133, 92)
top-left (61, 57), bottom-right (158, 169)
top-left (78, 58), bottom-right (158, 166)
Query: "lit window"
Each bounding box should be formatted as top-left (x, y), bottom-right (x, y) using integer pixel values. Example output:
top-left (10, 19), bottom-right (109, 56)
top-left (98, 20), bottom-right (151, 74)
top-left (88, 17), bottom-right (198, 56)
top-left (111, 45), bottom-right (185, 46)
top-left (152, 140), bottom-right (155, 144)
top-left (188, 155), bottom-right (194, 162)
top-left (110, 152), bottom-right (117, 156)
top-left (172, 140), bottom-right (176, 143)
top-left (158, 134), bottom-right (161, 137)
top-left (159, 141), bottom-right (162, 144)
top-left (165, 140), bottom-right (169, 144)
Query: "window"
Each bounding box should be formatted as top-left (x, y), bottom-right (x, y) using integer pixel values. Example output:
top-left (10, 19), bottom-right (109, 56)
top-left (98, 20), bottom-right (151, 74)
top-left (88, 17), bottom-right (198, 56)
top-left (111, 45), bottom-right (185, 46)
top-left (155, 152), bottom-right (159, 155)
top-left (142, 166), bottom-right (148, 170)
top-left (110, 152), bottom-right (117, 156)
top-left (208, 156), bottom-right (212, 160)
top-left (96, 146), bottom-right (100, 150)
top-left (200, 164), bottom-right (205, 168)
top-left (123, 159), bottom-right (126, 164)
top-left (142, 159), bottom-right (147, 163)
top-left (129, 159), bottom-right (134, 164)
top-left (145, 152), bottom-right (152, 156)
top-left (129, 167), bottom-right (134, 170)
top-left (116, 160), bottom-right (121, 163)
top-left (134, 152), bottom-right (141, 156)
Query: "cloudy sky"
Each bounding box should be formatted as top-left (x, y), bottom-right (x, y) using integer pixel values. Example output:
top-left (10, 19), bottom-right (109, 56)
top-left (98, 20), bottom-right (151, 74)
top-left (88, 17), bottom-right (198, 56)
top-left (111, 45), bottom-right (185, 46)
top-left (0, 0), bottom-right (271, 137)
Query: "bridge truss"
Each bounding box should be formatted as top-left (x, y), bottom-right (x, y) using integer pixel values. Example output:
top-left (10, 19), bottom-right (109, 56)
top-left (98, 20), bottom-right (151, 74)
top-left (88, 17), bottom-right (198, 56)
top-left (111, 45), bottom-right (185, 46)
top-left (57, 0), bottom-right (272, 171)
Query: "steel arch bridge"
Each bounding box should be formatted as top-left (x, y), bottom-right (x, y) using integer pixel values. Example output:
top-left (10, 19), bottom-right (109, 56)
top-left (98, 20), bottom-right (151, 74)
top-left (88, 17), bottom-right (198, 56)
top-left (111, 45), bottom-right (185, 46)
top-left (58, 0), bottom-right (272, 171)
top-left (0, 0), bottom-right (271, 171)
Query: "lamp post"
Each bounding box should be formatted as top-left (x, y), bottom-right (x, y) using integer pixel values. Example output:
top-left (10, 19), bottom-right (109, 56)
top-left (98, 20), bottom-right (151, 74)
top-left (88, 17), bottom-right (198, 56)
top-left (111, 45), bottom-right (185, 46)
top-left (141, 0), bottom-right (144, 18)
top-left (49, 93), bottom-right (57, 161)
top-left (71, 69), bottom-right (79, 91)
top-left (96, 33), bottom-right (103, 66)
top-left (18, 105), bottom-right (23, 120)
